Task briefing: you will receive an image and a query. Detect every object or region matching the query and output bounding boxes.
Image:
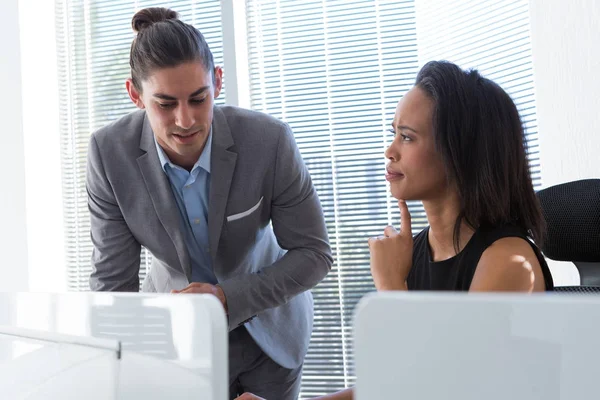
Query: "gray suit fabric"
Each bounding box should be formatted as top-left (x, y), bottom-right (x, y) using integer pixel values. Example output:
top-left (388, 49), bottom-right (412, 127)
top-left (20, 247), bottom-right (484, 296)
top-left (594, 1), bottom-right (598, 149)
top-left (87, 105), bottom-right (333, 370)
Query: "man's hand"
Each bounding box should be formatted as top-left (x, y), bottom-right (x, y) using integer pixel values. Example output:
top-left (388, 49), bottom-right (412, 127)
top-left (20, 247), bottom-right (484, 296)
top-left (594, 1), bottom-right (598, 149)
top-left (172, 283), bottom-right (228, 314)
top-left (235, 393), bottom-right (266, 400)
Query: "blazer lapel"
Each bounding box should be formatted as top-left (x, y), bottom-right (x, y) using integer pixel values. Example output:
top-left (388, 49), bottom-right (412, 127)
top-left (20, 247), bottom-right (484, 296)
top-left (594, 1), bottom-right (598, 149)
top-left (137, 114), bottom-right (192, 280)
top-left (208, 107), bottom-right (237, 263)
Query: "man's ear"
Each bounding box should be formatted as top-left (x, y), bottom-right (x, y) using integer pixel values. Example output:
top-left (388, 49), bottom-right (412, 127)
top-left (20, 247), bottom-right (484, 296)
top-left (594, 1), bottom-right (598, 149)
top-left (126, 79), bottom-right (145, 109)
top-left (213, 66), bottom-right (223, 99)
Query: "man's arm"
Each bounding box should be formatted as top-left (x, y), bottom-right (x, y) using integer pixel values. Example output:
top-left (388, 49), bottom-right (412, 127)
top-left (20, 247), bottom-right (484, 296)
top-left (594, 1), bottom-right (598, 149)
top-left (87, 135), bottom-right (141, 291)
top-left (218, 122), bottom-right (333, 328)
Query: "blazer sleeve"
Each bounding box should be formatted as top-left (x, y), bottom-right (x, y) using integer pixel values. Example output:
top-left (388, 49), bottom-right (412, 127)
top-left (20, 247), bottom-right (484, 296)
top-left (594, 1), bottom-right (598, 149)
top-left (218, 122), bottom-right (333, 329)
top-left (87, 134), bottom-right (141, 291)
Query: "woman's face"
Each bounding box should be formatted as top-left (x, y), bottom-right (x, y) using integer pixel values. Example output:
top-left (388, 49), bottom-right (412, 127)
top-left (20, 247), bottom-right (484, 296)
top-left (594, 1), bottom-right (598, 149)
top-left (384, 86), bottom-right (449, 201)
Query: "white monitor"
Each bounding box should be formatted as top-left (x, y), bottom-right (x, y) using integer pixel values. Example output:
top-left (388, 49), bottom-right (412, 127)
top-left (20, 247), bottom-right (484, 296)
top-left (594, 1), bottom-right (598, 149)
top-left (0, 292), bottom-right (228, 399)
top-left (0, 327), bottom-right (120, 399)
top-left (354, 292), bottom-right (600, 400)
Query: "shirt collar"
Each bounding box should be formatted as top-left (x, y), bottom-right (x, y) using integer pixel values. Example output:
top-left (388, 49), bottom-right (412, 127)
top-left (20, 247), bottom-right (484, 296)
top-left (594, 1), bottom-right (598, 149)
top-left (154, 127), bottom-right (212, 174)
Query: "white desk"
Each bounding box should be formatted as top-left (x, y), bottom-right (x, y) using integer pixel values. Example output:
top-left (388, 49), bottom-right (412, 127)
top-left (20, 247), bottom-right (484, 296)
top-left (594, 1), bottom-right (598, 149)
top-left (354, 292), bottom-right (600, 400)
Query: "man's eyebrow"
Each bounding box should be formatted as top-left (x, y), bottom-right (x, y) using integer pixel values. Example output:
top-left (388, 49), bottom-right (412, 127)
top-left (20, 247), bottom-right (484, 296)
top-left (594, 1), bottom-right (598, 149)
top-left (152, 86), bottom-right (210, 101)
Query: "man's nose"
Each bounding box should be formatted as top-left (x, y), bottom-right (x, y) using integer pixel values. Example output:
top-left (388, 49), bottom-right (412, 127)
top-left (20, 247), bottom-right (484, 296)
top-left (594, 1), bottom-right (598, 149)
top-left (175, 105), bottom-right (195, 130)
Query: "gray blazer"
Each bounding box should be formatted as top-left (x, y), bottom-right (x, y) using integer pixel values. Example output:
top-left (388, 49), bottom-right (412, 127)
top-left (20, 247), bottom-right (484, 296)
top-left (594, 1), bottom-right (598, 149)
top-left (87, 105), bottom-right (333, 368)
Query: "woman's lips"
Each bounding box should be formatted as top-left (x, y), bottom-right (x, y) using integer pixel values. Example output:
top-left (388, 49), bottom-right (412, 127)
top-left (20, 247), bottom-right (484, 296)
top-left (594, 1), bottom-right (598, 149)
top-left (385, 169), bottom-right (405, 181)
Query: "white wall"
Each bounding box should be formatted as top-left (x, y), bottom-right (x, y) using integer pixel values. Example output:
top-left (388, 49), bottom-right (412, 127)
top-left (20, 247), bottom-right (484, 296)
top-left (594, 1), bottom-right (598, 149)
top-left (1, 0), bottom-right (64, 293)
top-left (529, 0), bottom-right (600, 285)
top-left (19, 0), bottom-right (66, 292)
top-left (221, 0), bottom-right (251, 109)
top-left (1, 0), bottom-right (29, 292)
top-left (530, 0), bottom-right (600, 188)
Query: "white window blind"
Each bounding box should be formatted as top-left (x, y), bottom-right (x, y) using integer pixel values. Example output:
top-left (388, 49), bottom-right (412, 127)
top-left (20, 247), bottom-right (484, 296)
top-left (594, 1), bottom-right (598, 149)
top-left (55, 0), bottom-right (542, 396)
top-left (415, 0), bottom-right (542, 187)
top-left (55, 0), bottom-right (226, 291)
top-left (246, 0), bottom-right (541, 398)
top-left (247, 0), bottom-right (419, 397)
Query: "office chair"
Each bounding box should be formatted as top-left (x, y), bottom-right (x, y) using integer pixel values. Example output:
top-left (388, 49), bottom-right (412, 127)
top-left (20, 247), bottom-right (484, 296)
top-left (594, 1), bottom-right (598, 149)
top-left (537, 179), bottom-right (600, 292)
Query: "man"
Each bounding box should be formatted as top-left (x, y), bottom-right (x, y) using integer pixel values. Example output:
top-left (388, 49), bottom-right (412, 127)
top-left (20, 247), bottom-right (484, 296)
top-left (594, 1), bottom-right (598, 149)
top-left (87, 7), bottom-right (332, 399)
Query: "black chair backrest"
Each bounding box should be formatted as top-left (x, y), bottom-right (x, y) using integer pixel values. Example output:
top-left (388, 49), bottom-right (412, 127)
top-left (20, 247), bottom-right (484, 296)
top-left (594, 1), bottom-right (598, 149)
top-left (537, 179), bottom-right (600, 288)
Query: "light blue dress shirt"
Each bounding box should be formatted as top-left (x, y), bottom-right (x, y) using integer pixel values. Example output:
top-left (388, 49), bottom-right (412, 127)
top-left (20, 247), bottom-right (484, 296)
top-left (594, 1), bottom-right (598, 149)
top-left (154, 132), bottom-right (217, 284)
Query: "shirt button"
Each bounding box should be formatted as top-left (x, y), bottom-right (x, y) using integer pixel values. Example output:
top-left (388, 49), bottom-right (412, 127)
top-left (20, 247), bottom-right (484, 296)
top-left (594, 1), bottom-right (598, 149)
top-left (194, 219), bottom-right (200, 224)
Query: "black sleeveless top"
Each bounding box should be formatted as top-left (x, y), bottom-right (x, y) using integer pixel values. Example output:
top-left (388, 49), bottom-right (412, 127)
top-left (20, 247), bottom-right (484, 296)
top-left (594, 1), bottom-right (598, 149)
top-left (407, 224), bottom-right (554, 291)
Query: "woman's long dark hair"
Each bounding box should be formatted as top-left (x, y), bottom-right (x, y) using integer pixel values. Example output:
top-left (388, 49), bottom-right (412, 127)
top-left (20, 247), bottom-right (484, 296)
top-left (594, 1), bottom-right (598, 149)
top-left (415, 60), bottom-right (545, 250)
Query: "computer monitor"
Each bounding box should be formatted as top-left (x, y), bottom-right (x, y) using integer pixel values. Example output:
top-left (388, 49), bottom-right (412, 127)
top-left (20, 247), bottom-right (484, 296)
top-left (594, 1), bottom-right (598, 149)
top-left (354, 292), bottom-right (600, 400)
top-left (0, 292), bottom-right (228, 399)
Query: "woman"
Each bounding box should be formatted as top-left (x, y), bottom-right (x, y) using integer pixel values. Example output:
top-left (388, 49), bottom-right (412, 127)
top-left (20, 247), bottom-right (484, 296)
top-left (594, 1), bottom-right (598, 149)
top-left (237, 61), bottom-right (553, 400)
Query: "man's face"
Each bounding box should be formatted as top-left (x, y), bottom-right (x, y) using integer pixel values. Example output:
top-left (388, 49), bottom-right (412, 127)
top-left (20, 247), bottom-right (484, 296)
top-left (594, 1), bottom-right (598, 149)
top-left (127, 61), bottom-right (222, 168)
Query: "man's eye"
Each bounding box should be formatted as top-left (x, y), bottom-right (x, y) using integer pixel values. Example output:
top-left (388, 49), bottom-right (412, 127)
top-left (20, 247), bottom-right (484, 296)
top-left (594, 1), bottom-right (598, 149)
top-left (158, 103), bottom-right (175, 109)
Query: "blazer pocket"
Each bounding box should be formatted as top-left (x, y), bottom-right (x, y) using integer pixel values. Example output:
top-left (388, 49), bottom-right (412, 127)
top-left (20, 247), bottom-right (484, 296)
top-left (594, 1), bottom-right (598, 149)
top-left (226, 197), bottom-right (264, 222)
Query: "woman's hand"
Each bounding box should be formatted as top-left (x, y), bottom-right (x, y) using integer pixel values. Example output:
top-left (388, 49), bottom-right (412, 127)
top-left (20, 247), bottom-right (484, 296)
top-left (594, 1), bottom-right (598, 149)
top-left (368, 200), bottom-right (413, 291)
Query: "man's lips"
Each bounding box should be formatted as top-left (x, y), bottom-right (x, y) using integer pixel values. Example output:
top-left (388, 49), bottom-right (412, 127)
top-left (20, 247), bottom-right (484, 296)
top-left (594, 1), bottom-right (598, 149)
top-left (172, 130), bottom-right (200, 143)
top-left (172, 130), bottom-right (200, 138)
